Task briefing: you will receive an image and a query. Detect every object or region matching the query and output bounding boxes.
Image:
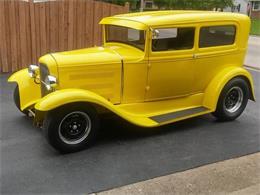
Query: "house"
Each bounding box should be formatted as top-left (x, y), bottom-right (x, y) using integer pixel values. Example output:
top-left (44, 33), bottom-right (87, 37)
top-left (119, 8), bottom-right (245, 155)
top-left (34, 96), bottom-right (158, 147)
top-left (140, 0), bottom-right (158, 10)
top-left (224, 0), bottom-right (249, 14)
top-left (142, 0), bottom-right (157, 10)
top-left (224, 0), bottom-right (259, 18)
top-left (249, 0), bottom-right (260, 18)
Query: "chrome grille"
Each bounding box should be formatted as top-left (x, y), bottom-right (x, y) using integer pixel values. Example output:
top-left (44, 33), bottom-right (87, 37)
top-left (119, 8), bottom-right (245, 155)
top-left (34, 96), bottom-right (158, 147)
top-left (39, 64), bottom-right (50, 97)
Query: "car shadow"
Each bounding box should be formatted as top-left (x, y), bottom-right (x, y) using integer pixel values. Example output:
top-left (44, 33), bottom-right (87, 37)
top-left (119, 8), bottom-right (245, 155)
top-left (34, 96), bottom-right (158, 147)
top-left (96, 113), bottom-right (217, 146)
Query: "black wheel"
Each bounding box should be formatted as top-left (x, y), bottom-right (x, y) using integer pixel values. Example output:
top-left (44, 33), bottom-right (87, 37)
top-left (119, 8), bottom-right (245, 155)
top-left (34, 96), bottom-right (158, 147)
top-left (43, 103), bottom-right (100, 153)
top-left (212, 77), bottom-right (249, 121)
top-left (13, 85), bottom-right (28, 115)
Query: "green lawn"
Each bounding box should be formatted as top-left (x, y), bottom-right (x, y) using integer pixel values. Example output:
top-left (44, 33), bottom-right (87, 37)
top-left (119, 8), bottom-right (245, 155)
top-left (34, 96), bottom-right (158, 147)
top-left (251, 19), bottom-right (260, 36)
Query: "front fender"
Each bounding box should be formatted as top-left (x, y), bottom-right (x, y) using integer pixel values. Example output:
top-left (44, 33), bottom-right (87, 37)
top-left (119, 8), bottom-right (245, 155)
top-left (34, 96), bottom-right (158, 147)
top-left (35, 89), bottom-right (116, 112)
top-left (8, 69), bottom-right (41, 110)
top-left (34, 89), bottom-right (158, 127)
top-left (203, 66), bottom-right (255, 110)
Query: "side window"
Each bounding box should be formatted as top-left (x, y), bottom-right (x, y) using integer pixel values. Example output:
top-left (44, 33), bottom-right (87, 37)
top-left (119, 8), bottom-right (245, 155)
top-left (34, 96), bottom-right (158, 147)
top-left (199, 25), bottom-right (236, 48)
top-left (152, 27), bottom-right (195, 52)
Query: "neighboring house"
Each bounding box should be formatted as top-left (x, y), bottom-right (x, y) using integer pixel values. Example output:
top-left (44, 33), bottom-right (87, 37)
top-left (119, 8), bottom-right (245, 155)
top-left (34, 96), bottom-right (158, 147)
top-left (143, 0), bottom-right (157, 10)
top-left (224, 0), bottom-right (249, 14)
top-left (122, 0), bottom-right (156, 11)
top-left (224, 0), bottom-right (259, 18)
top-left (249, 0), bottom-right (260, 18)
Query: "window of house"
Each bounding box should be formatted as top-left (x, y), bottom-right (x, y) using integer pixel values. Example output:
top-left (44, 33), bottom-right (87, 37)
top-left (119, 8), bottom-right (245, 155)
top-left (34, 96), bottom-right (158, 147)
top-left (145, 2), bottom-right (153, 8)
top-left (253, 1), bottom-right (260, 11)
top-left (199, 25), bottom-right (236, 48)
top-left (152, 27), bottom-right (195, 52)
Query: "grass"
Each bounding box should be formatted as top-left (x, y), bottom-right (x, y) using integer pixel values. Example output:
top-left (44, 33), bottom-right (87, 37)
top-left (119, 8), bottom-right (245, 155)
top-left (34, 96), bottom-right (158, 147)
top-left (250, 19), bottom-right (260, 36)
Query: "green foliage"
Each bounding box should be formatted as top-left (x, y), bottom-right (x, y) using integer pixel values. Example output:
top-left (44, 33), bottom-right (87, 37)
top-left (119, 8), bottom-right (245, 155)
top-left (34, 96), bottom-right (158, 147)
top-left (100, 0), bottom-right (138, 6)
top-left (153, 0), bottom-right (234, 10)
top-left (99, 0), bottom-right (234, 11)
top-left (251, 19), bottom-right (260, 36)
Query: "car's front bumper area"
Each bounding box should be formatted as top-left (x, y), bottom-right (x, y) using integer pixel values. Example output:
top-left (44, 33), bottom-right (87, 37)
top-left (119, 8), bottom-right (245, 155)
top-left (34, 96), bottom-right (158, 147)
top-left (8, 68), bottom-right (41, 111)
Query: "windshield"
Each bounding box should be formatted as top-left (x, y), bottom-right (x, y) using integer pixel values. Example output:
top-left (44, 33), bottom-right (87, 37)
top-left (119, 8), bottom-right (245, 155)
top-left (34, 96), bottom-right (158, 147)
top-left (106, 25), bottom-right (146, 51)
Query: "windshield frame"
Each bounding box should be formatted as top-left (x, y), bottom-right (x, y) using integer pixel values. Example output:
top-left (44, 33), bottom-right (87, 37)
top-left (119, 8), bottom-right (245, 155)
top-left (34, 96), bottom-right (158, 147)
top-left (104, 25), bottom-right (147, 51)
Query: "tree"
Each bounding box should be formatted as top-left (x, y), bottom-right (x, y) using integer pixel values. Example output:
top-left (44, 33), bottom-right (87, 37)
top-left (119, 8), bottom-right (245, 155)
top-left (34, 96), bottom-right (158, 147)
top-left (211, 0), bottom-right (234, 11)
top-left (100, 0), bottom-right (234, 11)
top-left (153, 0), bottom-right (234, 10)
top-left (101, 0), bottom-right (137, 7)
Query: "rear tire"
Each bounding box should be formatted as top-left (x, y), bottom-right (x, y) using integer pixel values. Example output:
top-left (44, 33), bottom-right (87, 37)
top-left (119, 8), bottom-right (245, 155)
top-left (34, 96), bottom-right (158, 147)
top-left (13, 85), bottom-right (28, 115)
top-left (212, 77), bottom-right (249, 121)
top-left (43, 103), bottom-right (100, 153)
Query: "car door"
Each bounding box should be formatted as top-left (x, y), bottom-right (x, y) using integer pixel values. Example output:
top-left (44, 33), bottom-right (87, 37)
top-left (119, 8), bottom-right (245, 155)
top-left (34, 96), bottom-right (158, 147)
top-left (145, 26), bottom-right (196, 101)
top-left (192, 23), bottom-right (239, 93)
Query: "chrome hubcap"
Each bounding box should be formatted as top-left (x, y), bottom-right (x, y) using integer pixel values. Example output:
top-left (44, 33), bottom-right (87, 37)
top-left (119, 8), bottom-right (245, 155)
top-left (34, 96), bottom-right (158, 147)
top-left (224, 86), bottom-right (243, 113)
top-left (58, 111), bottom-right (91, 145)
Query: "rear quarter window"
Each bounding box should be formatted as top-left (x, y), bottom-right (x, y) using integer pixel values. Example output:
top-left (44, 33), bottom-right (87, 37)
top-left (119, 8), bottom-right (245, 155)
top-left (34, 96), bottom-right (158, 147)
top-left (199, 25), bottom-right (236, 48)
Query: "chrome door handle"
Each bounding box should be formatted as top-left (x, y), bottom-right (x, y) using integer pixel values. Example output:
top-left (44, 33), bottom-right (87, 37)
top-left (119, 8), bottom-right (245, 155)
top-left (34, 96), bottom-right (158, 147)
top-left (193, 54), bottom-right (198, 59)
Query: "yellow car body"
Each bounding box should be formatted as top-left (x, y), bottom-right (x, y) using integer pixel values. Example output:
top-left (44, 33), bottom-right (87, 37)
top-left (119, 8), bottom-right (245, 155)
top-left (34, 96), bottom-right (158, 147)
top-left (8, 11), bottom-right (255, 128)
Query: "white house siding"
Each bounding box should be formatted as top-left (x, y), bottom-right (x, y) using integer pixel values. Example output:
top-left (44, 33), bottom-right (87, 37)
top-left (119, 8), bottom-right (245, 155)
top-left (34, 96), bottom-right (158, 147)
top-left (224, 0), bottom-right (249, 14)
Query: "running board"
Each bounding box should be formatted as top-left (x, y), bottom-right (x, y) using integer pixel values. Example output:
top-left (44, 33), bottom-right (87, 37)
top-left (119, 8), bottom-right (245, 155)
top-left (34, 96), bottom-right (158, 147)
top-left (150, 106), bottom-right (210, 124)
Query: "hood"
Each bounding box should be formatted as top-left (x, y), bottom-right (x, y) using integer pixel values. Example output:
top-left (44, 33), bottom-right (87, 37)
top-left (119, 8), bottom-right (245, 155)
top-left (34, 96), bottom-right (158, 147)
top-left (51, 46), bottom-right (122, 67)
top-left (51, 45), bottom-right (145, 67)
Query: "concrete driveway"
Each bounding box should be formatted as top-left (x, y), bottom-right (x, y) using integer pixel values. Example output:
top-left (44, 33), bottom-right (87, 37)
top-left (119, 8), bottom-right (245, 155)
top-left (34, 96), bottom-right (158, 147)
top-left (245, 36), bottom-right (260, 69)
top-left (0, 69), bottom-right (259, 194)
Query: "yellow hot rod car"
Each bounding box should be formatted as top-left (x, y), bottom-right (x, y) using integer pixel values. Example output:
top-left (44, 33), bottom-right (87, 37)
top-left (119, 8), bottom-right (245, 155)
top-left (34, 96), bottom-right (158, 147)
top-left (9, 11), bottom-right (255, 153)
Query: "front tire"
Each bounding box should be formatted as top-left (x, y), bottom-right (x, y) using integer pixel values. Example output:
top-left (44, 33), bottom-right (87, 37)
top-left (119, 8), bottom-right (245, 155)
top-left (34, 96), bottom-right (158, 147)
top-left (212, 77), bottom-right (249, 121)
top-left (43, 104), bottom-right (100, 153)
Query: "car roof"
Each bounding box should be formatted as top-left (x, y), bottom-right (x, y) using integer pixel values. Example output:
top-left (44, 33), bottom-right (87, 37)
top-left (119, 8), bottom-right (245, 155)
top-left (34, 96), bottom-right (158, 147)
top-left (100, 10), bottom-right (250, 30)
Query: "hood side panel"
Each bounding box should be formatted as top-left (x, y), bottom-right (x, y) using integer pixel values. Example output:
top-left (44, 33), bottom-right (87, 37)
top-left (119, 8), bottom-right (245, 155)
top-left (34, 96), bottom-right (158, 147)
top-left (53, 47), bottom-right (122, 104)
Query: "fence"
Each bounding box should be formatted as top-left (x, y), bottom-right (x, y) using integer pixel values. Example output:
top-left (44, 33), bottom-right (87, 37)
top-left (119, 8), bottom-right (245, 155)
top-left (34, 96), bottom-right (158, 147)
top-left (0, 0), bottom-right (129, 73)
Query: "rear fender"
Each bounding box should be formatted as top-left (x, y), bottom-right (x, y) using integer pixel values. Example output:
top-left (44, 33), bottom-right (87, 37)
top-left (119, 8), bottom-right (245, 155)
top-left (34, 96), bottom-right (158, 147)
top-left (203, 66), bottom-right (255, 111)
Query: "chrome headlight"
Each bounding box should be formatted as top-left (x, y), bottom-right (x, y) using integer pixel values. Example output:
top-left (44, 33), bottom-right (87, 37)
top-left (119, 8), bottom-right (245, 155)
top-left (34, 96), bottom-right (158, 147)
top-left (44, 75), bottom-right (57, 91)
top-left (28, 65), bottom-right (39, 78)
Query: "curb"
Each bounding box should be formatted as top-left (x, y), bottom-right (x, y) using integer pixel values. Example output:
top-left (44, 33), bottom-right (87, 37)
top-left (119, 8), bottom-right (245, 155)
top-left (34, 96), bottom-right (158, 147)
top-left (244, 65), bottom-right (260, 72)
